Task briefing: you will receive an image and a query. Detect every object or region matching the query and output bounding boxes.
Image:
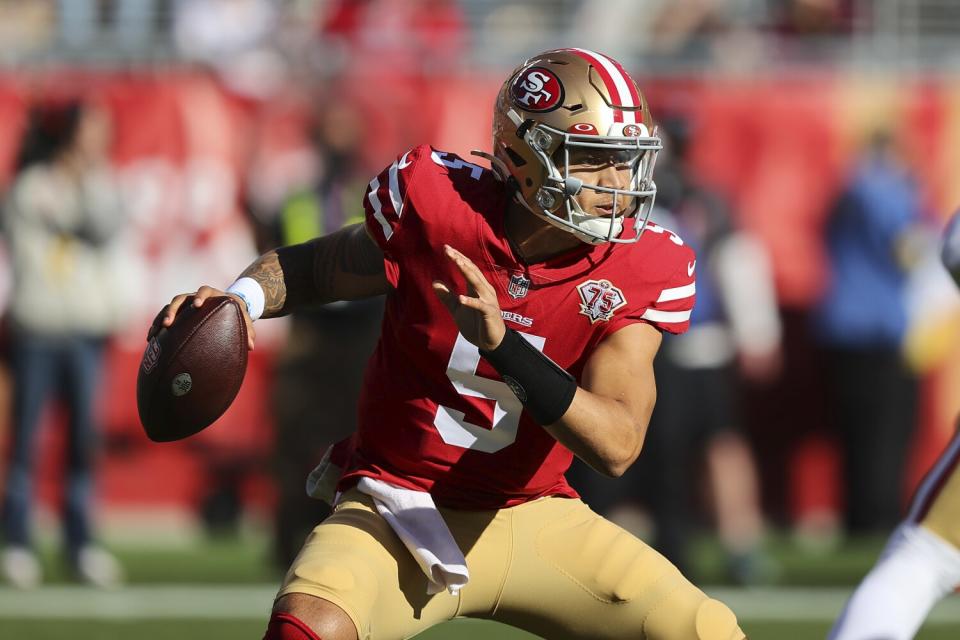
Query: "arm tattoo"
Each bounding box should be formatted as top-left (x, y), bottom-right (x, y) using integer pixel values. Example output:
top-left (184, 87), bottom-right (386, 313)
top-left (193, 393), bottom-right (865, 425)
top-left (312, 223), bottom-right (385, 299)
top-left (237, 248), bottom-right (304, 317)
top-left (238, 223), bottom-right (386, 318)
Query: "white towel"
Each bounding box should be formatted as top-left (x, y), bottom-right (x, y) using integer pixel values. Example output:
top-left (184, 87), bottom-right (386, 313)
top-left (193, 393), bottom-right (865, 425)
top-left (356, 477), bottom-right (469, 595)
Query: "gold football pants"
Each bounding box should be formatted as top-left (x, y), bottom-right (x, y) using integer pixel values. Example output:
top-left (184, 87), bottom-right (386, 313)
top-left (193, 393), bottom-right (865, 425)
top-left (277, 488), bottom-right (744, 639)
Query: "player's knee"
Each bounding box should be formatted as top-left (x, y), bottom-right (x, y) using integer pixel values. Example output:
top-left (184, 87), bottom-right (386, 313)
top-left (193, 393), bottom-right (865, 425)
top-left (643, 582), bottom-right (744, 640)
top-left (693, 598), bottom-right (744, 640)
top-left (268, 593), bottom-right (358, 640)
top-left (264, 611), bottom-right (322, 640)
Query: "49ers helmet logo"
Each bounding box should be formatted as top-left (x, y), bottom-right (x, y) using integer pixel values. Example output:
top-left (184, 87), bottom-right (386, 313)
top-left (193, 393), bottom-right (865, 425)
top-left (511, 67), bottom-right (564, 112)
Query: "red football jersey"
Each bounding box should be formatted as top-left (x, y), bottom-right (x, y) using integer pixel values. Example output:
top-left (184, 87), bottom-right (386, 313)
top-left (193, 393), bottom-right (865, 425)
top-left (337, 145), bottom-right (696, 509)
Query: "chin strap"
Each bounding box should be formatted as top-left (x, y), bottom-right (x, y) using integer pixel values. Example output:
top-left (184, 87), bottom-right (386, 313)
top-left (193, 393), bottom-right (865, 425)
top-left (570, 213), bottom-right (623, 245)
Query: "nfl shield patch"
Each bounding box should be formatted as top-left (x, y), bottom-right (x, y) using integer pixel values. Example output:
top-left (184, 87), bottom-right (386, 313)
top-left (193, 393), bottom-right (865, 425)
top-left (576, 279), bottom-right (627, 324)
top-left (508, 272), bottom-right (531, 299)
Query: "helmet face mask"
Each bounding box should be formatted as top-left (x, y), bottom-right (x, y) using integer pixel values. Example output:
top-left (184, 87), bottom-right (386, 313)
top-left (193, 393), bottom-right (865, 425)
top-left (532, 123), bottom-right (660, 244)
top-left (492, 49), bottom-right (662, 245)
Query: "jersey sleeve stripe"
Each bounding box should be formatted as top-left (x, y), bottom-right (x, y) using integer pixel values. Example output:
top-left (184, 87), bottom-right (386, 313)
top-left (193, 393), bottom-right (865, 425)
top-left (387, 160), bottom-right (404, 218)
top-left (367, 176), bottom-right (394, 242)
top-left (641, 308), bottom-right (692, 323)
top-left (656, 282), bottom-right (696, 303)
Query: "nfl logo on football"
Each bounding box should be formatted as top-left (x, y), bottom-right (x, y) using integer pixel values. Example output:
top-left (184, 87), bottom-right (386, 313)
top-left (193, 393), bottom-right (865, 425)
top-left (141, 338), bottom-right (161, 374)
top-left (508, 272), bottom-right (531, 299)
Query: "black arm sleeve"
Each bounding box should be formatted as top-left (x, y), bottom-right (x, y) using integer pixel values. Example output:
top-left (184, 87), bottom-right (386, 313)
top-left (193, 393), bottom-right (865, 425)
top-left (479, 328), bottom-right (577, 426)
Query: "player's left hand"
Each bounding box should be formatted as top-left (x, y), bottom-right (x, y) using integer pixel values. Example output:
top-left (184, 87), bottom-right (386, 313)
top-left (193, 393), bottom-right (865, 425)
top-left (432, 244), bottom-right (506, 351)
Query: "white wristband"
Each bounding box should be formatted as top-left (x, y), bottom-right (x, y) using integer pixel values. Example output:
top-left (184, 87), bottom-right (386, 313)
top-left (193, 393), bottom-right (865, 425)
top-left (226, 277), bottom-right (266, 321)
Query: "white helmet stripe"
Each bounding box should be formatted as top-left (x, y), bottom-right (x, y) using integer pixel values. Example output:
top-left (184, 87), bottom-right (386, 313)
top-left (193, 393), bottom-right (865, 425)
top-left (569, 48), bottom-right (637, 124)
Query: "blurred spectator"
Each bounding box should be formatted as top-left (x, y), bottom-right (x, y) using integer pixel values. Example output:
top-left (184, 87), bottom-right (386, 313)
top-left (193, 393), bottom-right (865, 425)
top-left (57, 0), bottom-right (99, 49)
top-left (568, 116), bottom-right (781, 584)
top-left (647, 0), bottom-right (734, 60)
top-left (57, 0), bottom-right (164, 53)
top-left (568, 0), bottom-right (754, 73)
top-left (569, 0), bottom-right (661, 63)
top-left (174, 0), bottom-right (287, 98)
top-left (317, 0), bottom-right (466, 75)
top-left (643, 116), bottom-right (782, 584)
top-left (313, 0), bottom-right (466, 165)
top-left (174, 0), bottom-right (276, 61)
top-left (813, 130), bottom-right (924, 534)
top-left (773, 0), bottom-right (853, 36)
top-left (0, 0), bottom-right (56, 55)
top-left (252, 101), bottom-right (385, 569)
top-left (112, 0), bottom-right (162, 51)
top-left (478, 1), bottom-right (564, 64)
top-left (1, 99), bottom-right (126, 589)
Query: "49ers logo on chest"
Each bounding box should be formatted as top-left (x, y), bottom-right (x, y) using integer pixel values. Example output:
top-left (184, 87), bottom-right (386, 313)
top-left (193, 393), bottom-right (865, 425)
top-left (576, 279), bottom-right (627, 324)
top-left (511, 67), bottom-right (564, 112)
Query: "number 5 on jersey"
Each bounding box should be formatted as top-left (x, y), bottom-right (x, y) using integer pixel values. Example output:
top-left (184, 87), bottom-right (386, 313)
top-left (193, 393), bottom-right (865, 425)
top-left (434, 331), bottom-right (546, 453)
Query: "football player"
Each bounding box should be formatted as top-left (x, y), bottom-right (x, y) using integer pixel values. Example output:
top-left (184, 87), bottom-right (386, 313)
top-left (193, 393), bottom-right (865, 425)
top-left (151, 49), bottom-right (745, 640)
top-left (828, 210), bottom-right (960, 640)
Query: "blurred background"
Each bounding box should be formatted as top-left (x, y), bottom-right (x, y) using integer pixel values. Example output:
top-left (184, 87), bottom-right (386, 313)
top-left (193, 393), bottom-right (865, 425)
top-left (1, 0), bottom-right (960, 638)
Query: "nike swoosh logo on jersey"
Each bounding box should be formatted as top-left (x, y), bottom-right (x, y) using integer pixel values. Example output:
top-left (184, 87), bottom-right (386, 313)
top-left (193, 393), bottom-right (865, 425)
top-left (687, 261), bottom-right (696, 277)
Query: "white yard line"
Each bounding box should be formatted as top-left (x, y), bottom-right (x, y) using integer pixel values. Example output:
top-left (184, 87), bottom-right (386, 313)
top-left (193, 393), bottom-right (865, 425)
top-left (707, 587), bottom-right (960, 623)
top-left (0, 586), bottom-right (958, 623)
top-left (0, 585), bottom-right (277, 619)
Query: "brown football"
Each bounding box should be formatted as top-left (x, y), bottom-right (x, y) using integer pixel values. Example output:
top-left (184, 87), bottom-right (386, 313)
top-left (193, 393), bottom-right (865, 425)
top-left (137, 296), bottom-right (248, 442)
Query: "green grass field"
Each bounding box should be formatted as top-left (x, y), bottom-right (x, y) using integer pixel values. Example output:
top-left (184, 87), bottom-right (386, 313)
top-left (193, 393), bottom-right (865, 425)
top-left (3, 616), bottom-right (960, 640)
top-left (1, 534), bottom-right (958, 639)
top-left (14, 531), bottom-right (901, 585)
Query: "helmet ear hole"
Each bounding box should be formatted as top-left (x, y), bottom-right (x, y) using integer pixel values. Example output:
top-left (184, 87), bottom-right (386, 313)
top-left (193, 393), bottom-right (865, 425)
top-left (525, 178), bottom-right (533, 187)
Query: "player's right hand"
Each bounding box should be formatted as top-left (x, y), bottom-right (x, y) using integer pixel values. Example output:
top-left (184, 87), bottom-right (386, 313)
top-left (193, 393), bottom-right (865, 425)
top-left (147, 285), bottom-right (256, 351)
top-left (432, 245), bottom-right (506, 352)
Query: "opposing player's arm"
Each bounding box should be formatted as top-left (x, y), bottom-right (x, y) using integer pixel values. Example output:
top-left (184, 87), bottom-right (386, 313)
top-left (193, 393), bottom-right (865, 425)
top-left (546, 323), bottom-right (660, 477)
top-left (149, 223), bottom-right (389, 348)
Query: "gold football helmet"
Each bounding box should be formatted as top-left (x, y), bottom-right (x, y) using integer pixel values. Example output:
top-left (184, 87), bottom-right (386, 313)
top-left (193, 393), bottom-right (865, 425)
top-left (488, 48), bottom-right (661, 245)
